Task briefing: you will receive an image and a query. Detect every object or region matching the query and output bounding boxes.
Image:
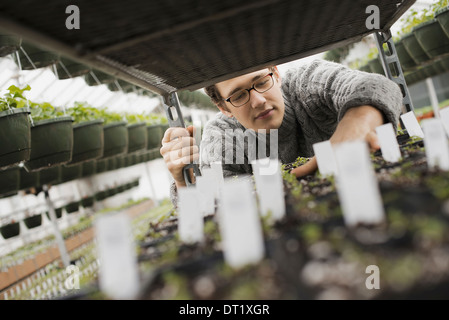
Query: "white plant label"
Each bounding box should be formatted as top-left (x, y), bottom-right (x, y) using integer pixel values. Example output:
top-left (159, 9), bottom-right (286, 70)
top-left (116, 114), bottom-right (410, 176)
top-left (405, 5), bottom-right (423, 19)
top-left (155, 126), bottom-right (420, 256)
top-left (95, 211), bottom-right (139, 300)
top-left (178, 187), bottom-right (204, 244)
top-left (400, 111), bottom-right (424, 138)
top-left (313, 140), bottom-right (338, 177)
top-left (422, 118), bottom-right (449, 171)
top-left (375, 123), bottom-right (402, 163)
top-left (210, 161), bottom-right (225, 197)
top-left (251, 158), bottom-right (285, 222)
top-left (196, 171), bottom-right (216, 216)
top-left (333, 140), bottom-right (385, 226)
top-left (439, 106), bottom-right (449, 138)
top-left (218, 179), bottom-right (265, 269)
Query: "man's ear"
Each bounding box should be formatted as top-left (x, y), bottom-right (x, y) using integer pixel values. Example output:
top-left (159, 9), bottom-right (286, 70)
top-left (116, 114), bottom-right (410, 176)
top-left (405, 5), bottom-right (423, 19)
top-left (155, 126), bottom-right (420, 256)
top-left (272, 66), bottom-right (282, 84)
top-left (217, 103), bottom-right (233, 118)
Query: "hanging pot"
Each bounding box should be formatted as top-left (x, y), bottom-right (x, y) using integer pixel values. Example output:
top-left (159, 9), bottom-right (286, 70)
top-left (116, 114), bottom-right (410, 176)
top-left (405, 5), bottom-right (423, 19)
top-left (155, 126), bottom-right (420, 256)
top-left (127, 122), bottom-right (148, 154)
top-left (52, 57), bottom-right (91, 80)
top-left (102, 121), bottom-right (128, 159)
top-left (95, 190), bottom-right (108, 201)
top-left (45, 207), bottom-right (63, 220)
top-left (81, 196), bottom-right (95, 208)
top-left (146, 124), bottom-right (164, 150)
top-left (65, 201), bottom-right (80, 214)
top-left (0, 166), bottom-right (20, 199)
top-left (24, 116), bottom-right (74, 172)
top-left (394, 40), bottom-right (417, 72)
top-left (19, 166), bottom-right (39, 190)
top-left (13, 42), bottom-right (58, 70)
top-left (23, 214), bottom-right (42, 229)
top-left (436, 6), bottom-right (449, 39)
top-left (59, 164), bottom-right (82, 184)
top-left (0, 34), bottom-right (22, 57)
top-left (368, 58), bottom-right (384, 74)
top-left (0, 108), bottom-right (31, 170)
top-left (413, 19), bottom-right (449, 59)
top-left (115, 155), bottom-right (125, 169)
top-left (0, 222), bottom-right (20, 239)
top-left (95, 159), bottom-right (108, 174)
top-left (401, 32), bottom-right (431, 65)
top-left (67, 119), bottom-right (104, 165)
top-left (81, 160), bottom-right (96, 177)
top-left (107, 157), bottom-right (117, 171)
top-left (37, 166), bottom-right (61, 187)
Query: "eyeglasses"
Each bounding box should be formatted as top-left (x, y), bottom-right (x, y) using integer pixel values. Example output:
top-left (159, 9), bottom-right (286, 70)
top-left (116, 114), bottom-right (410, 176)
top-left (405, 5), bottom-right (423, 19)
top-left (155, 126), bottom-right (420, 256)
top-left (224, 73), bottom-right (274, 107)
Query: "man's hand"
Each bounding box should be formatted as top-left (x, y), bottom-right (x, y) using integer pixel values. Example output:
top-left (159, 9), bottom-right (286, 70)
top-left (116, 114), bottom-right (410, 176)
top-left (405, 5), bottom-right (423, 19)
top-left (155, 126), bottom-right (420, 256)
top-left (291, 105), bottom-right (384, 178)
top-left (160, 125), bottom-right (199, 189)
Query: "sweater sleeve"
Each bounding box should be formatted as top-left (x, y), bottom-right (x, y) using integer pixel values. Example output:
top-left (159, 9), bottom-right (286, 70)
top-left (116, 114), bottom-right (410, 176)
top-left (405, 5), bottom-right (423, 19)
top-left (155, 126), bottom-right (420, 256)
top-left (282, 59), bottom-right (403, 132)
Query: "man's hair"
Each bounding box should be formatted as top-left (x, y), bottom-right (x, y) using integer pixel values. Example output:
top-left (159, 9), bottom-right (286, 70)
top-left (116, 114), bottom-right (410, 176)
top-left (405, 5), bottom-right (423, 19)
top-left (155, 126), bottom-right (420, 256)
top-left (204, 66), bottom-right (277, 109)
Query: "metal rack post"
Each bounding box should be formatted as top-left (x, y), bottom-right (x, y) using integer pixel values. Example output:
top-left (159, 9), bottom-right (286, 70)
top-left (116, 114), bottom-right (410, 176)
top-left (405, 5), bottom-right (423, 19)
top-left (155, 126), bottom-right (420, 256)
top-left (162, 92), bottom-right (201, 187)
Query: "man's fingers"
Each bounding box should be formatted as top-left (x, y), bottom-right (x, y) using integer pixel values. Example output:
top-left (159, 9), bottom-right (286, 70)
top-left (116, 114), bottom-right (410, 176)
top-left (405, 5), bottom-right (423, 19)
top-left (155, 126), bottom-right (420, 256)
top-left (162, 127), bottom-right (191, 144)
top-left (291, 157), bottom-right (318, 178)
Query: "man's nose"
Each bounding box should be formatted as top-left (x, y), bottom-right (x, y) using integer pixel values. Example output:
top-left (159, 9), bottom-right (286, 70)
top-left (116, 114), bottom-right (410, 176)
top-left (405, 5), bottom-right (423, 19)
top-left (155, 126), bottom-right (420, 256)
top-left (249, 90), bottom-right (266, 109)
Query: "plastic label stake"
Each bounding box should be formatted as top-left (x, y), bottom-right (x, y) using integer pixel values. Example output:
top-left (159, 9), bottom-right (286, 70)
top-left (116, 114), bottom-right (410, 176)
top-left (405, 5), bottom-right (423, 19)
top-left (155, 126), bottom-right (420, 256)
top-left (439, 107), bottom-right (449, 137)
top-left (178, 187), bottom-right (204, 244)
top-left (313, 140), bottom-right (338, 177)
top-left (251, 158), bottom-right (285, 222)
top-left (375, 123), bottom-right (402, 163)
top-left (210, 162), bottom-right (225, 197)
top-left (333, 140), bottom-right (385, 227)
top-left (219, 179), bottom-right (265, 269)
top-left (422, 118), bottom-right (449, 171)
top-left (400, 111), bottom-right (424, 138)
top-left (196, 168), bottom-right (217, 216)
top-left (95, 211), bottom-right (139, 300)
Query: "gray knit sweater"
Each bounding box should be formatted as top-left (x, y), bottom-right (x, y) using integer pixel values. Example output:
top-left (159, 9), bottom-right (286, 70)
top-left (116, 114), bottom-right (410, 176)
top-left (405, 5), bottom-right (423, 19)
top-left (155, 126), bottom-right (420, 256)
top-left (169, 59), bottom-right (403, 207)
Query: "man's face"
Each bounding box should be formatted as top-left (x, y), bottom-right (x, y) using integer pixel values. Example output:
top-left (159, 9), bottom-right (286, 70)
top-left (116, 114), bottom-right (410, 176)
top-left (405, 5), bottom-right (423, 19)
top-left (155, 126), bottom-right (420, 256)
top-left (215, 67), bottom-right (285, 132)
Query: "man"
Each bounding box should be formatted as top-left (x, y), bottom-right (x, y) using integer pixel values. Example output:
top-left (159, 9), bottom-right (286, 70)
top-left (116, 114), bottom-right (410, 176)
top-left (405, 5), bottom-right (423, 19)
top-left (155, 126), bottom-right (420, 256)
top-left (160, 59), bottom-right (403, 206)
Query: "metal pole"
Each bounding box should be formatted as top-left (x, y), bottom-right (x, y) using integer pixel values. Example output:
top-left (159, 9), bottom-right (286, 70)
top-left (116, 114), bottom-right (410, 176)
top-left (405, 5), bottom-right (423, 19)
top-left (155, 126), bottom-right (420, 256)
top-left (42, 185), bottom-right (70, 268)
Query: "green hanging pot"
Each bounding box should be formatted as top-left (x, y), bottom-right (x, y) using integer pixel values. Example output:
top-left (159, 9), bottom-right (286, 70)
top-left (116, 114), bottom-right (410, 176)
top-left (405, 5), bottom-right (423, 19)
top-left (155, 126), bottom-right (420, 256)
top-left (115, 155), bottom-right (125, 169)
top-left (0, 166), bottom-right (20, 199)
top-left (23, 214), bottom-right (42, 229)
top-left (102, 121), bottom-right (128, 159)
top-left (117, 184), bottom-right (126, 193)
top-left (436, 6), bottom-right (449, 39)
top-left (95, 159), bottom-right (108, 174)
top-left (127, 122), bottom-right (148, 154)
top-left (0, 34), bottom-right (22, 57)
top-left (19, 166), bottom-right (39, 190)
top-left (146, 124), bottom-right (164, 150)
top-left (368, 58), bottom-right (384, 74)
top-left (13, 42), bottom-right (59, 70)
top-left (0, 108), bottom-right (31, 170)
top-left (81, 160), bottom-right (96, 177)
top-left (81, 196), bottom-right (95, 208)
top-left (95, 190), bottom-right (108, 201)
top-left (37, 166), bottom-right (61, 187)
top-left (67, 119), bottom-right (104, 165)
top-left (46, 207), bottom-right (63, 220)
top-left (84, 70), bottom-right (115, 86)
top-left (0, 222), bottom-right (20, 239)
top-left (52, 57), bottom-right (91, 80)
top-left (59, 164), bottom-right (82, 184)
top-left (394, 40), bottom-right (417, 72)
top-left (413, 19), bottom-right (449, 59)
top-left (107, 157), bottom-right (117, 171)
top-left (24, 116), bottom-right (74, 172)
top-left (65, 201), bottom-right (80, 214)
top-left (401, 32), bottom-right (431, 65)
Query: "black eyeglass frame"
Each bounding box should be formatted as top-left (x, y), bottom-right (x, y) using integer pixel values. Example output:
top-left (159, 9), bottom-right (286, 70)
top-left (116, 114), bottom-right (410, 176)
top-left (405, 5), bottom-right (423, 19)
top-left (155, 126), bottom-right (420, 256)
top-left (224, 72), bottom-right (274, 107)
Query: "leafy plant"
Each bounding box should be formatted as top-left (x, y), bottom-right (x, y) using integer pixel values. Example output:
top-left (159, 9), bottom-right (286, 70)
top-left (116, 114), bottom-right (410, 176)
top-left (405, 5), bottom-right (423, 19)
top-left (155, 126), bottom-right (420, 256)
top-left (28, 101), bottom-right (62, 121)
top-left (0, 84), bottom-right (31, 112)
top-left (64, 101), bottom-right (102, 123)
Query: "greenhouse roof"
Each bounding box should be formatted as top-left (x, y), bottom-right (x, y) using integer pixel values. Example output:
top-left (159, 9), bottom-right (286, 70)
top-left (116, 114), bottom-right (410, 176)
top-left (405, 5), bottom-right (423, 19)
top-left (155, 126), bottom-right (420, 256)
top-left (0, 0), bottom-right (415, 95)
